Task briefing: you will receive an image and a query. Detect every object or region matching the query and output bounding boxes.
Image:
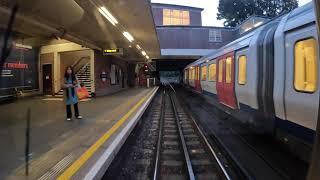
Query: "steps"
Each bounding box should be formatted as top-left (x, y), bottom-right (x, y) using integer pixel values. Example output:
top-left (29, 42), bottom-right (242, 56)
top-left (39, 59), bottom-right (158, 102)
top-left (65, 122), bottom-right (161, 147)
top-left (56, 63), bottom-right (92, 98)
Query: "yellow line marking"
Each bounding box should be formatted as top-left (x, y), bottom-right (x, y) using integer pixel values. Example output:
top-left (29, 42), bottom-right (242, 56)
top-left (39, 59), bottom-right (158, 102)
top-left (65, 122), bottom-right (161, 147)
top-left (57, 88), bottom-right (156, 180)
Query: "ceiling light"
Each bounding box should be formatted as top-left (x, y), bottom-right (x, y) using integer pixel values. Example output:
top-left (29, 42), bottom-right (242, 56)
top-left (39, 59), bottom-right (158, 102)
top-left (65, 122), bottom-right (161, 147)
top-left (141, 51), bottom-right (146, 56)
top-left (123, 31), bottom-right (134, 42)
top-left (136, 45), bottom-right (141, 50)
top-left (146, 55), bottom-right (149, 59)
top-left (98, 7), bottom-right (118, 26)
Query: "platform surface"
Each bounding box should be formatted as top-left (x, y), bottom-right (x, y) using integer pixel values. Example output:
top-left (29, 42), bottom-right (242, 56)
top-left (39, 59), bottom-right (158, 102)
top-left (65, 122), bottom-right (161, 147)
top-left (0, 87), bottom-right (157, 179)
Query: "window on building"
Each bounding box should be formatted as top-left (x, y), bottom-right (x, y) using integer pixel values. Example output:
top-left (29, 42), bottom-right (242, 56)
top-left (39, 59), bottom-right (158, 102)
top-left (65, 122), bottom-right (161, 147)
top-left (294, 38), bottom-right (317, 92)
top-left (209, 29), bottom-right (222, 42)
top-left (201, 65), bottom-right (207, 81)
top-left (218, 60), bottom-right (223, 82)
top-left (238, 55), bottom-right (247, 85)
top-left (189, 69), bottom-right (192, 80)
top-left (208, 63), bottom-right (216, 81)
top-left (226, 57), bottom-right (232, 83)
top-left (163, 9), bottom-right (190, 25)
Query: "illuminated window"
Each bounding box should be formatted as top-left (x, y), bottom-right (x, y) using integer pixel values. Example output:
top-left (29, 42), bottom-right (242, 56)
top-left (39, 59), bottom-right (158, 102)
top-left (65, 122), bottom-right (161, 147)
top-left (218, 60), bottom-right (224, 82)
top-left (193, 68), bottom-right (196, 80)
top-left (226, 57), bottom-right (232, 83)
top-left (294, 38), bottom-right (318, 92)
top-left (209, 29), bottom-right (222, 42)
top-left (201, 66), bottom-right (207, 81)
top-left (238, 56), bottom-right (247, 85)
top-left (189, 69), bottom-right (192, 80)
top-left (163, 9), bottom-right (190, 25)
top-left (195, 66), bottom-right (199, 80)
top-left (208, 63), bottom-right (216, 81)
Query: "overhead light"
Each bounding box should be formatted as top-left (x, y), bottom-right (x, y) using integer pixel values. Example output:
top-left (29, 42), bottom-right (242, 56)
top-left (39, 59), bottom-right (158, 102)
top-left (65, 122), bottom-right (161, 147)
top-left (141, 51), bottom-right (146, 56)
top-left (146, 55), bottom-right (149, 59)
top-left (136, 45), bottom-right (141, 50)
top-left (244, 27), bottom-right (252, 32)
top-left (253, 21), bottom-right (263, 27)
top-left (123, 31), bottom-right (134, 42)
top-left (98, 7), bottom-right (118, 26)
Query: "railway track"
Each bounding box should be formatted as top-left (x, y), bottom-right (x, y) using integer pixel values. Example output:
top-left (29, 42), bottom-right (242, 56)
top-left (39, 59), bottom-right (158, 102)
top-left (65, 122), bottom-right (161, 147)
top-left (104, 87), bottom-right (236, 180)
top-left (153, 88), bottom-right (230, 180)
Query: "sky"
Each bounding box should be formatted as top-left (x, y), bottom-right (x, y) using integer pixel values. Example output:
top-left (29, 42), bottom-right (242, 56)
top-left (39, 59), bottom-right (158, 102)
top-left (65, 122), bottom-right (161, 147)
top-left (151, 0), bottom-right (313, 27)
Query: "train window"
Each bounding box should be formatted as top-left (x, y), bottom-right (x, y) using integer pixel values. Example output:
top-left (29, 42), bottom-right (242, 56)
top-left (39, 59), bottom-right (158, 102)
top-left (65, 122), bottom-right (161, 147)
top-left (208, 63), bottom-right (216, 81)
top-left (226, 57), bottom-right (232, 83)
top-left (218, 60), bottom-right (223, 82)
top-left (238, 55), bottom-right (247, 85)
top-left (294, 38), bottom-right (317, 93)
top-left (201, 66), bottom-right (207, 81)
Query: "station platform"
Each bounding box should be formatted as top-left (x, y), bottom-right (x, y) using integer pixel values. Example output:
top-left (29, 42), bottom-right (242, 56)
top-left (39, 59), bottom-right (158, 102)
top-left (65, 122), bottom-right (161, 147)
top-left (1, 87), bottom-right (158, 180)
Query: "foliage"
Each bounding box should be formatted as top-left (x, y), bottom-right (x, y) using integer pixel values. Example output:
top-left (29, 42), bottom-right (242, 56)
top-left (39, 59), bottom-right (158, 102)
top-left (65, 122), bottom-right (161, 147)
top-left (217, 0), bottom-right (298, 27)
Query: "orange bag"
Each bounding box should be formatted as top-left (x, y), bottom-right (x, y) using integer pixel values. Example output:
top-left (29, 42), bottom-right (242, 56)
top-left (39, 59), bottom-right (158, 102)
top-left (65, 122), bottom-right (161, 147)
top-left (77, 86), bottom-right (90, 100)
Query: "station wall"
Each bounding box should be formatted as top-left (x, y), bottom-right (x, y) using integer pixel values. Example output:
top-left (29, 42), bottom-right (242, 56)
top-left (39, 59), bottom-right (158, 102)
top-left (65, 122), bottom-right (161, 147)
top-left (94, 52), bottom-right (129, 96)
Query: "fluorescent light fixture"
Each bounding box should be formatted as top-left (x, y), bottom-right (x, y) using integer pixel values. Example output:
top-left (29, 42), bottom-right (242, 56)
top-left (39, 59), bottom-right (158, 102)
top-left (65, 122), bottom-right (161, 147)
top-left (123, 31), bottom-right (134, 42)
top-left (98, 7), bottom-right (118, 26)
top-left (253, 21), bottom-right (263, 27)
top-left (146, 55), bottom-right (149, 59)
top-left (136, 45), bottom-right (141, 50)
top-left (244, 27), bottom-right (252, 32)
top-left (141, 51), bottom-right (146, 56)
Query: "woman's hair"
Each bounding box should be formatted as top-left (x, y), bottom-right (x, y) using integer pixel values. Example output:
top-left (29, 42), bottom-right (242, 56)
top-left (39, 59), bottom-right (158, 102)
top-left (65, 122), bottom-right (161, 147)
top-left (64, 66), bottom-right (76, 82)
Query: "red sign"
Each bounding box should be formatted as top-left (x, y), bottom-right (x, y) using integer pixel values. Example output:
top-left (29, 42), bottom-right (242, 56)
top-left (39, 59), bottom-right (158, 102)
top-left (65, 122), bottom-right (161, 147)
top-left (1, 61), bottom-right (29, 69)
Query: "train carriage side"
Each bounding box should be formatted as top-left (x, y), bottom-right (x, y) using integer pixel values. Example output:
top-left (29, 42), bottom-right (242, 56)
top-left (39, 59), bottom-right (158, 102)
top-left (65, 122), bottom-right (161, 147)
top-left (273, 3), bottom-right (318, 145)
top-left (201, 59), bottom-right (218, 98)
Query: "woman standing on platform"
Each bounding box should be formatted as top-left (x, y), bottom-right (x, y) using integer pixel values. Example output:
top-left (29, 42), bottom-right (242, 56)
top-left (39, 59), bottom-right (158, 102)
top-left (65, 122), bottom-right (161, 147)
top-left (62, 66), bottom-right (82, 121)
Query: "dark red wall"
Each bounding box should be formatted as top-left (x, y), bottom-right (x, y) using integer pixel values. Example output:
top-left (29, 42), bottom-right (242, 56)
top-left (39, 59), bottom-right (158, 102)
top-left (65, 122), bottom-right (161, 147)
top-left (156, 27), bottom-right (236, 49)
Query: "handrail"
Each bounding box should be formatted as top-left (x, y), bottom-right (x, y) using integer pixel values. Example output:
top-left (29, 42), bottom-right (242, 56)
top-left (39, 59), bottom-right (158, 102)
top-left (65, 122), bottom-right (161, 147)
top-left (72, 56), bottom-right (90, 73)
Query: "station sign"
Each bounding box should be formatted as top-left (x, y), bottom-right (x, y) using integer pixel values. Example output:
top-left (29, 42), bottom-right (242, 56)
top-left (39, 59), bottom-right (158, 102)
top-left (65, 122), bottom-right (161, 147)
top-left (103, 48), bottom-right (123, 56)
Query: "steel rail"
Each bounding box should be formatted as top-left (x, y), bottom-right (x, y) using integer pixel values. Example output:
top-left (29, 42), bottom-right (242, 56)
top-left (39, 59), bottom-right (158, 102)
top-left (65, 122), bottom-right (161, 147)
top-left (169, 91), bottom-right (196, 180)
top-left (153, 89), bottom-right (165, 180)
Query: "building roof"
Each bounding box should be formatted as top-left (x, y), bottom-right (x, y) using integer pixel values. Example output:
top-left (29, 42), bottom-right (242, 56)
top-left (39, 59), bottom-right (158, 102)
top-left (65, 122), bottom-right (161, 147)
top-left (152, 3), bottom-right (204, 11)
top-left (156, 25), bottom-right (234, 30)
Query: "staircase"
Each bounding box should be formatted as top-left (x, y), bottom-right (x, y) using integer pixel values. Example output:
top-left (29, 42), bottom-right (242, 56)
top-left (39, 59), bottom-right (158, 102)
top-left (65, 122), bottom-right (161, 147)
top-left (56, 63), bottom-right (92, 97)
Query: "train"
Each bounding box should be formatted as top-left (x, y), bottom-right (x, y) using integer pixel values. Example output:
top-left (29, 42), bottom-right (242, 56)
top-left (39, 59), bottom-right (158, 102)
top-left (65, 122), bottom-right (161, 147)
top-left (184, 2), bottom-right (317, 159)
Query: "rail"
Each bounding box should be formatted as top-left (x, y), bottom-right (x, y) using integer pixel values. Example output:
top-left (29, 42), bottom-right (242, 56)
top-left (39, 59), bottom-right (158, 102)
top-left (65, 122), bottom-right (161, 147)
top-left (152, 85), bottom-right (233, 180)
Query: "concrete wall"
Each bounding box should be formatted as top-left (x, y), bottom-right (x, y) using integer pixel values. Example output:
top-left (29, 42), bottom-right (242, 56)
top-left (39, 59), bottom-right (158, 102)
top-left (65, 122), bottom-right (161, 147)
top-left (94, 52), bottom-right (130, 96)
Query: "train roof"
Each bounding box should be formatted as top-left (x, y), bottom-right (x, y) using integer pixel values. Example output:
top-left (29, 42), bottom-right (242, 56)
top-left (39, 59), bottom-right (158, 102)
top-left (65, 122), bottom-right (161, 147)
top-left (185, 2), bottom-right (314, 70)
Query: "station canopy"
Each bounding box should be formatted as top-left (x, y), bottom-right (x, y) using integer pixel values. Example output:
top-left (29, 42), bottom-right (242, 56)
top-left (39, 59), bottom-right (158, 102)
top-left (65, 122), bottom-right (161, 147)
top-left (0, 0), bottom-right (160, 62)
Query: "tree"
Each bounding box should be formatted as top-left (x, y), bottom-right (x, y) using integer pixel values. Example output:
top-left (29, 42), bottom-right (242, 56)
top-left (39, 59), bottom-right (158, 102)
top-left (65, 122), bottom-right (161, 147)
top-left (217, 0), bottom-right (298, 27)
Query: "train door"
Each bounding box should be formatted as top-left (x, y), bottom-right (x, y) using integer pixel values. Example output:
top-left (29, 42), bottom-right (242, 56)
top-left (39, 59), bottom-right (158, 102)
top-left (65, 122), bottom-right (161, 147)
top-left (217, 53), bottom-right (237, 108)
top-left (217, 59), bottom-right (225, 103)
top-left (194, 66), bottom-right (202, 92)
top-left (284, 25), bottom-right (319, 134)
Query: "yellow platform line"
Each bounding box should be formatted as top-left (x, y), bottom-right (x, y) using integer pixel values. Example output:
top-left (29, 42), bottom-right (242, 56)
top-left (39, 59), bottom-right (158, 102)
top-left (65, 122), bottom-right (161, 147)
top-left (57, 88), bottom-right (156, 180)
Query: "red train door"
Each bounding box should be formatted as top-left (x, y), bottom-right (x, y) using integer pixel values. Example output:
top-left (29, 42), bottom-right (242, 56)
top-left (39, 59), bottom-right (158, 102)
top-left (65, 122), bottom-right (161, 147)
top-left (216, 53), bottom-right (237, 108)
top-left (194, 66), bottom-right (202, 92)
top-left (216, 59), bottom-right (225, 103)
